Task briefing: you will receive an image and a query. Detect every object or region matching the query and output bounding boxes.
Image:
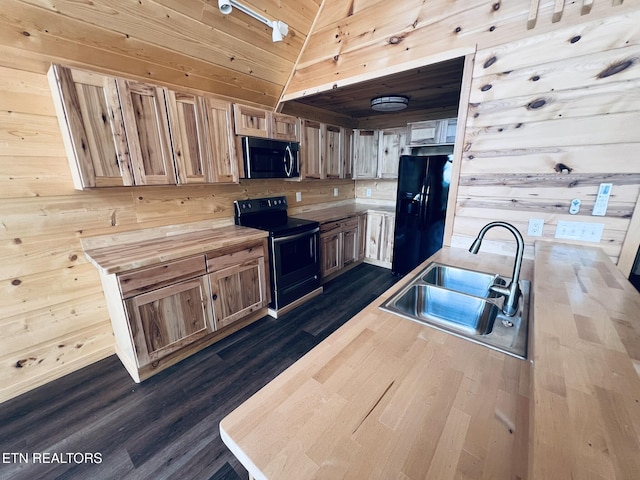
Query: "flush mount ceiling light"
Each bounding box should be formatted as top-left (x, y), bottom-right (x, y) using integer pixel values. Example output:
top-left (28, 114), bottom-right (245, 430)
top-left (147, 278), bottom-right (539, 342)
top-left (370, 95), bottom-right (410, 112)
top-left (219, 0), bottom-right (289, 43)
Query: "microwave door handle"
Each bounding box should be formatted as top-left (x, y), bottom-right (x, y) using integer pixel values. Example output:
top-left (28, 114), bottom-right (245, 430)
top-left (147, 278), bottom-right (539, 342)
top-left (284, 145), bottom-right (293, 177)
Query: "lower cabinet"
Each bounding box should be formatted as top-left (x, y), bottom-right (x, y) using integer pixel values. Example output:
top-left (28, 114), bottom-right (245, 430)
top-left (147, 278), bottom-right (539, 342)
top-left (365, 211), bottom-right (396, 268)
top-left (101, 240), bottom-right (269, 382)
top-left (207, 242), bottom-right (268, 329)
top-left (319, 215), bottom-right (364, 281)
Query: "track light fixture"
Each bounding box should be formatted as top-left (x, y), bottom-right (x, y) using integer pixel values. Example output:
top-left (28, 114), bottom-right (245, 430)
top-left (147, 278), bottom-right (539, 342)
top-left (218, 0), bottom-right (289, 43)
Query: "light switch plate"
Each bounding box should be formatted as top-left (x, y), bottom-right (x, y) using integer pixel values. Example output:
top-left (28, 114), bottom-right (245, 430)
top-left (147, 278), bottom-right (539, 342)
top-left (295, 192), bottom-right (302, 202)
top-left (333, 188), bottom-right (339, 197)
top-left (555, 221), bottom-right (604, 242)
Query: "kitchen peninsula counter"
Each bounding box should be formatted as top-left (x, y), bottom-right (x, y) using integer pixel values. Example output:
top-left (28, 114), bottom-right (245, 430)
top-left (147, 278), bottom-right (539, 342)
top-left (220, 243), bottom-right (640, 479)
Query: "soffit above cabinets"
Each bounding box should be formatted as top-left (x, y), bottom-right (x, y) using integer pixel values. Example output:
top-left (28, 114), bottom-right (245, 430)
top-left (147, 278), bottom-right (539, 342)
top-left (280, 57), bottom-right (465, 128)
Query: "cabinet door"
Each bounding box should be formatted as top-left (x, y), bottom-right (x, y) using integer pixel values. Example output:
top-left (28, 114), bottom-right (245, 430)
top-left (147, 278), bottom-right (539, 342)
top-left (357, 213), bottom-right (367, 261)
top-left (342, 221), bottom-right (358, 267)
top-left (124, 276), bottom-right (213, 367)
top-left (342, 128), bottom-right (353, 179)
top-left (378, 128), bottom-right (408, 179)
top-left (408, 120), bottom-right (443, 145)
top-left (301, 119), bottom-right (323, 179)
top-left (353, 130), bottom-right (378, 179)
top-left (365, 212), bottom-right (395, 266)
top-left (271, 112), bottom-right (300, 141)
top-left (320, 231), bottom-right (342, 278)
top-left (117, 79), bottom-right (176, 185)
top-left (442, 118), bottom-right (457, 144)
top-left (165, 90), bottom-right (210, 184)
top-left (209, 256), bottom-right (267, 329)
top-left (233, 104), bottom-right (269, 138)
top-left (48, 65), bottom-right (133, 188)
top-left (202, 97), bottom-right (238, 183)
top-left (324, 124), bottom-right (342, 178)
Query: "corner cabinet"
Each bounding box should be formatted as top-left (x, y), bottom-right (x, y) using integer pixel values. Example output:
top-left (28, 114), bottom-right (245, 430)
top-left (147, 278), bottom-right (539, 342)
top-left (96, 238), bottom-right (269, 382)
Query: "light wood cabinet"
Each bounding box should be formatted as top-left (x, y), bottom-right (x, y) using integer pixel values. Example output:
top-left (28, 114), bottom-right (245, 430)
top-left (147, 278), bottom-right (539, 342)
top-left (407, 118), bottom-right (457, 146)
top-left (47, 65), bottom-right (134, 189)
top-left (233, 104), bottom-right (300, 143)
top-left (201, 97), bottom-right (239, 183)
top-left (117, 78), bottom-right (177, 185)
top-left (206, 241), bottom-right (269, 329)
top-left (165, 90), bottom-right (209, 185)
top-left (119, 255), bottom-right (212, 367)
top-left (353, 129), bottom-right (378, 179)
top-left (365, 211), bottom-right (395, 268)
top-left (233, 104), bottom-right (270, 138)
top-left (378, 128), bottom-right (408, 178)
top-left (357, 213), bottom-right (367, 262)
top-left (301, 119), bottom-right (323, 179)
top-left (319, 215), bottom-right (364, 281)
top-left (324, 124), bottom-right (342, 179)
top-left (343, 128), bottom-right (353, 179)
top-left (98, 240), bottom-right (268, 382)
top-left (271, 112), bottom-right (300, 142)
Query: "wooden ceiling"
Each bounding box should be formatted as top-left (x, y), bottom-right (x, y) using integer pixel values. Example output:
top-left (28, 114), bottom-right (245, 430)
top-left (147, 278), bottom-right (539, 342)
top-left (280, 57), bottom-right (465, 128)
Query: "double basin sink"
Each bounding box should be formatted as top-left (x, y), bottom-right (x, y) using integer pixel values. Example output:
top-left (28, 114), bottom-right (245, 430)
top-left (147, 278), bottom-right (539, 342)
top-left (380, 262), bottom-right (530, 359)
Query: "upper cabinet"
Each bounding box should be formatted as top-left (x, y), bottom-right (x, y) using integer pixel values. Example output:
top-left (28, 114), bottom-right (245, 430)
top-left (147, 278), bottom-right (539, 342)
top-left (353, 130), bottom-right (379, 179)
top-left (48, 64), bottom-right (240, 189)
top-left (233, 104), bottom-right (300, 142)
top-left (407, 118), bottom-right (457, 146)
top-left (117, 78), bottom-right (176, 186)
top-left (378, 127), bottom-right (408, 179)
top-left (47, 65), bottom-right (134, 189)
top-left (301, 121), bottom-right (350, 180)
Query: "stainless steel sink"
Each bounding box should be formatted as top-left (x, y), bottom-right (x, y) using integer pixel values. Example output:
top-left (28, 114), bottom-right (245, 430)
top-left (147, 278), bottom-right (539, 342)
top-left (380, 262), bottom-right (530, 359)
top-left (420, 263), bottom-right (506, 298)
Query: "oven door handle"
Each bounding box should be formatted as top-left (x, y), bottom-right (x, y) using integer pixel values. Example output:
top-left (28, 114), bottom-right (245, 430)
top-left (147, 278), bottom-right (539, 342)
top-left (272, 227), bottom-right (320, 245)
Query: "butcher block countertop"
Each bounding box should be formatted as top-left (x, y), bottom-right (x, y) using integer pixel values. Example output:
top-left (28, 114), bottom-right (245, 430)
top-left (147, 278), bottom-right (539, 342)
top-left (82, 224), bottom-right (267, 274)
top-left (220, 243), bottom-right (640, 479)
top-left (292, 201), bottom-right (395, 224)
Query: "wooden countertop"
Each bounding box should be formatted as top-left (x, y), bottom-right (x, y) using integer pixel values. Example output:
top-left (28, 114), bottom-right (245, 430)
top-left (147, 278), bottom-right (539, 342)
top-left (83, 224), bottom-right (268, 274)
top-left (220, 243), bottom-right (640, 479)
top-left (530, 243), bottom-right (640, 479)
top-left (292, 202), bottom-right (395, 224)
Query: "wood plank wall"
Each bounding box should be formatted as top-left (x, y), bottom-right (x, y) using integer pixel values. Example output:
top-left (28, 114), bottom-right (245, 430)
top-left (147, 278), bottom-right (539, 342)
top-left (294, 0), bottom-right (640, 266)
top-left (0, 63), bottom-right (353, 404)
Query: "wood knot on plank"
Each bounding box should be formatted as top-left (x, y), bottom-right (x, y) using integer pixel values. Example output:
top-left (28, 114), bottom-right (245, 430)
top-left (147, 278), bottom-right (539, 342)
top-left (492, 2), bottom-right (501, 11)
top-left (597, 59), bottom-right (635, 79)
top-left (527, 98), bottom-right (546, 109)
top-left (480, 84), bottom-right (492, 92)
top-left (570, 35), bottom-right (581, 44)
top-left (388, 35), bottom-right (403, 44)
top-left (483, 56), bottom-right (497, 69)
top-left (11, 279), bottom-right (21, 286)
top-left (555, 163), bottom-right (573, 173)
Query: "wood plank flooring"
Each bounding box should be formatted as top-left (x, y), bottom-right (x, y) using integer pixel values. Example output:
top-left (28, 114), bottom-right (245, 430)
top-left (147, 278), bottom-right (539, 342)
top-left (0, 264), bottom-right (398, 480)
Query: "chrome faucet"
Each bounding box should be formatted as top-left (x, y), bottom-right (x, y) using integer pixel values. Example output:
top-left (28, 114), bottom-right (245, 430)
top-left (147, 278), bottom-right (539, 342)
top-left (469, 221), bottom-right (524, 317)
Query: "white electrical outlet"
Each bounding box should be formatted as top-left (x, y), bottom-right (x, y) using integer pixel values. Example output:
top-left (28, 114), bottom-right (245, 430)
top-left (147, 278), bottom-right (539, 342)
top-left (295, 192), bottom-right (302, 202)
top-left (366, 188), bottom-right (372, 197)
top-left (333, 188), bottom-right (339, 197)
top-left (528, 219), bottom-right (544, 237)
top-left (592, 183), bottom-right (612, 216)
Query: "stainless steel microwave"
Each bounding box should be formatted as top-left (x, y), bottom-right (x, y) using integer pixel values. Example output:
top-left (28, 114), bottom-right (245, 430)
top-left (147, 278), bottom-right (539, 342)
top-left (240, 137), bottom-right (300, 179)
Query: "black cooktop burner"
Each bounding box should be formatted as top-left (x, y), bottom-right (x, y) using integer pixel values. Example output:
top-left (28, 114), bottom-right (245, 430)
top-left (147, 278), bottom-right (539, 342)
top-left (234, 196), bottom-right (319, 238)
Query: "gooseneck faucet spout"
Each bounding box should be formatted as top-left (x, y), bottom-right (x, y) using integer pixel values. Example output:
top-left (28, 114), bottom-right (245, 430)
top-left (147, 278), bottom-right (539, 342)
top-left (469, 221), bottom-right (524, 317)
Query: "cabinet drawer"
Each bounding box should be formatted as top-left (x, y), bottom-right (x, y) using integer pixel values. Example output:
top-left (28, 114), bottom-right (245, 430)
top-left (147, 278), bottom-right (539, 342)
top-left (320, 221), bottom-right (342, 235)
top-left (118, 255), bottom-right (207, 298)
top-left (206, 242), bottom-right (264, 272)
top-left (341, 217), bottom-right (358, 230)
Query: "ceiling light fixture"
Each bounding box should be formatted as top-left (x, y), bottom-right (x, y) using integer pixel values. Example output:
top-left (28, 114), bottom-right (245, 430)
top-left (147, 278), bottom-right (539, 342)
top-left (370, 95), bottom-right (410, 112)
top-left (218, 0), bottom-right (289, 43)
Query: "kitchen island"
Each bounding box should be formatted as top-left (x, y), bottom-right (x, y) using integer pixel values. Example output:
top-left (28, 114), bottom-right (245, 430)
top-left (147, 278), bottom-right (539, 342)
top-left (220, 243), bottom-right (640, 479)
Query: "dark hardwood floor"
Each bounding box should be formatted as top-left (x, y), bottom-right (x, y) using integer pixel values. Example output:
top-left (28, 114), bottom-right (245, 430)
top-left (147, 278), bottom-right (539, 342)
top-left (0, 264), bottom-right (399, 480)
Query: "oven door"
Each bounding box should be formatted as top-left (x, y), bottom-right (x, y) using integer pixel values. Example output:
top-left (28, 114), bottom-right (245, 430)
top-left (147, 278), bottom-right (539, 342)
top-left (271, 227), bottom-right (320, 309)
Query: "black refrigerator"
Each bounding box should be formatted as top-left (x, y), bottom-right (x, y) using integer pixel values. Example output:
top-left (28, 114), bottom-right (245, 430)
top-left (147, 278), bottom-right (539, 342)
top-left (391, 155), bottom-right (451, 276)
